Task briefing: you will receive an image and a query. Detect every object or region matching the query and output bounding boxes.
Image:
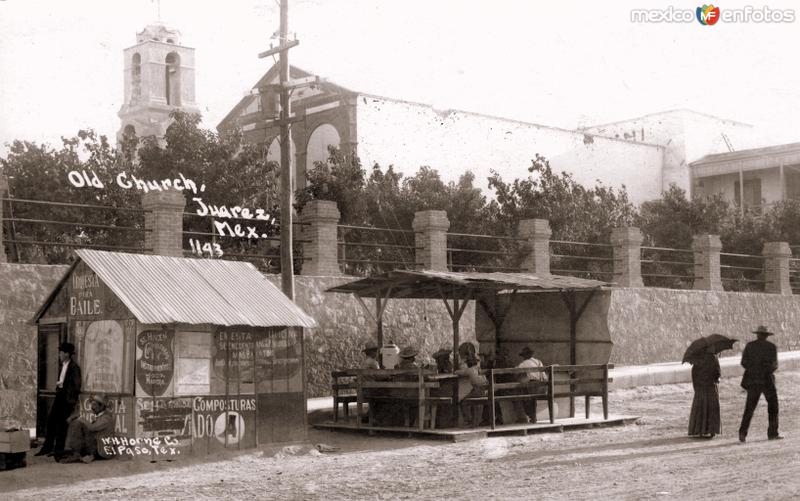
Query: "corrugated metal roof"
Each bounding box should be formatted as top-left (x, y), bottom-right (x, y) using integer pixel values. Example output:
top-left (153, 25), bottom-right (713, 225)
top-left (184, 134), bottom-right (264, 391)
top-left (326, 269), bottom-right (607, 298)
top-left (66, 250), bottom-right (317, 328)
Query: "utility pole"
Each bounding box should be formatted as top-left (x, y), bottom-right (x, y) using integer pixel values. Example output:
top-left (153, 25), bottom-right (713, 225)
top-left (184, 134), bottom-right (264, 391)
top-left (259, 0), bottom-right (297, 300)
top-left (258, 1), bottom-right (320, 300)
top-left (278, 0), bottom-right (294, 300)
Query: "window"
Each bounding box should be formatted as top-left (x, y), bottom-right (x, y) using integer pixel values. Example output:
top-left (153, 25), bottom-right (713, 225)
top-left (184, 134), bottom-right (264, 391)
top-left (787, 171), bottom-right (800, 201)
top-left (734, 178), bottom-right (762, 208)
top-left (131, 53), bottom-right (141, 104)
top-left (175, 331), bottom-right (211, 395)
top-left (165, 52), bottom-right (181, 106)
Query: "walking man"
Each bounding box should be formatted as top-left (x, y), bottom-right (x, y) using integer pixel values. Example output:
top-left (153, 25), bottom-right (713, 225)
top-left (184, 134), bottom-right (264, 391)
top-left (738, 325), bottom-right (782, 443)
top-left (35, 342), bottom-right (82, 458)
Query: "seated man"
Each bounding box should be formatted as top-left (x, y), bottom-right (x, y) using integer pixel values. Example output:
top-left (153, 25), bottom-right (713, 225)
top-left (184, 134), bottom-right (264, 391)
top-left (513, 346), bottom-right (546, 423)
top-left (397, 347), bottom-right (419, 369)
top-left (59, 394), bottom-right (114, 464)
top-left (361, 342), bottom-right (381, 370)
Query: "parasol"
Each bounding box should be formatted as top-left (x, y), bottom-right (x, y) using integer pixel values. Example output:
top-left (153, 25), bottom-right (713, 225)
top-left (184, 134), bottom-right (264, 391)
top-left (682, 334), bottom-right (737, 364)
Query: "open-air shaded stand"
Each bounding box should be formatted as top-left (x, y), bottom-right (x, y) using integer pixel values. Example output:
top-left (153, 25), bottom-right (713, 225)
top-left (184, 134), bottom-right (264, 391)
top-left (328, 270), bottom-right (608, 417)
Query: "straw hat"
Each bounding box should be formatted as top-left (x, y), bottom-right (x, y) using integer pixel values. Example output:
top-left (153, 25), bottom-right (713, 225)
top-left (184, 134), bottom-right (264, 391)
top-left (399, 347), bottom-right (418, 359)
top-left (752, 325), bottom-right (775, 336)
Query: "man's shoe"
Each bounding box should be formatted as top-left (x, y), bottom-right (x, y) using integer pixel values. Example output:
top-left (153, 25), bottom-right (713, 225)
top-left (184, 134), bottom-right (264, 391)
top-left (33, 449), bottom-right (52, 457)
top-left (768, 435), bottom-right (784, 440)
top-left (739, 433), bottom-right (746, 443)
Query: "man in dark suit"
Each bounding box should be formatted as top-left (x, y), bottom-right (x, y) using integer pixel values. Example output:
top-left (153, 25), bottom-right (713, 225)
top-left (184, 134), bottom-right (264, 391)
top-left (738, 325), bottom-right (782, 443)
top-left (35, 342), bottom-right (82, 458)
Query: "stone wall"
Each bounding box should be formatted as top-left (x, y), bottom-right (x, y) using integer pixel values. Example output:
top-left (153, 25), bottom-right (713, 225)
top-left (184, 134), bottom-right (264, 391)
top-left (0, 264), bottom-right (69, 428)
top-left (607, 287), bottom-right (800, 364)
top-left (266, 275), bottom-right (476, 397)
top-left (476, 286), bottom-right (800, 368)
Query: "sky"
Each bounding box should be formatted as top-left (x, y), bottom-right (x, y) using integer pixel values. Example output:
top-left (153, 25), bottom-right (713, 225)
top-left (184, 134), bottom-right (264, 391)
top-left (1, 0), bottom-right (799, 155)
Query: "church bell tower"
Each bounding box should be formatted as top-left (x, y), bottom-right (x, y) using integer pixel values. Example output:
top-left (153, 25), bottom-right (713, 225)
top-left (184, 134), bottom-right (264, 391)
top-left (117, 23), bottom-right (200, 143)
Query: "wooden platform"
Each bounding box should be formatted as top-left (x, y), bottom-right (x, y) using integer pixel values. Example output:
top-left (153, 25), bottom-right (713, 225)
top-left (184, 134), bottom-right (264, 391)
top-left (314, 415), bottom-right (639, 443)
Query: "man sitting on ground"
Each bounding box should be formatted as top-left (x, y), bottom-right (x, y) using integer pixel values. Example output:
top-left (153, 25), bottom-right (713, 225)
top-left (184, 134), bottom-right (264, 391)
top-left (59, 394), bottom-right (114, 464)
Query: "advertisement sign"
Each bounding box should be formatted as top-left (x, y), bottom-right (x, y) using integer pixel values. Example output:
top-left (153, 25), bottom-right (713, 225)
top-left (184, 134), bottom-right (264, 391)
top-left (136, 329), bottom-right (175, 397)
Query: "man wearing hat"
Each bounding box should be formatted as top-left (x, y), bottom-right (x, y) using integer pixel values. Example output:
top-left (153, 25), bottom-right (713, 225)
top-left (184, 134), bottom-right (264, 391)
top-left (60, 394), bottom-right (115, 463)
top-left (361, 342), bottom-right (381, 370)
top-left (36, 342), bottom-right (82, 458)
top-left (511, 346), bottom-right (546, 423)
top-left (397, 347), bottom-right (419, 369)
top-left (738, 325), bottom-right (782, 442)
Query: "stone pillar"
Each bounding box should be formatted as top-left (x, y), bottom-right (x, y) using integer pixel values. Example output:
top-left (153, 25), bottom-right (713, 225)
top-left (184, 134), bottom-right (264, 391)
top-left (299, 200), bottom-right (341, 276)
top-left (762, 242), bottom-right (792, 295)
top-left (412, 210), bottom-right (450, 271)
top-left (692, 234), bottom-right (723, 291)
top-left (0, 173), bottom-right (6, 263)
top-left (611, 227), bottom-right (643, 287)
top-left (519, 219), bottom-right (551, 274)
top-left (142, 190), bottom-right (186, 257)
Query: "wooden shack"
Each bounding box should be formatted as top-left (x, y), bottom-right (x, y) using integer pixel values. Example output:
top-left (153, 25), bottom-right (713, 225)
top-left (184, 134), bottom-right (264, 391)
top-left (33, 249), bottom-right (317, 457)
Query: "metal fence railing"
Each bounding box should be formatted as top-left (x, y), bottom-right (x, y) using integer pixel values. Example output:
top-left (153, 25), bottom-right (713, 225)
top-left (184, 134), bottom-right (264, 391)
top-left (338, 224), bottom-right (420, 276)
top-left (640, 246), bottom-right (696, 289)
top-left (719, 252), bottom-right (766, 292)
top-left (549, 240), bottom-right (614, 282)
top-left (1, 197), bottom-right (151, 263)
top-left (181, 212), bottom-right (310, 274)
top-left (446, 232), bottom-right (525, 272)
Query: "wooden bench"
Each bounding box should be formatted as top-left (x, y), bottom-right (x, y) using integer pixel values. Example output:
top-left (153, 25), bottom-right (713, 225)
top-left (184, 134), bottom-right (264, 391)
top-left (463, 366), bottom-right (554, 429)
top-left (331, 369), bottom-right (454, 430)
top-left (332, 363), bottom-right (614, 430)
top-left (331, 371), bottom-right (359, 422)
top-left (550, 364), bottom-right (614, 420)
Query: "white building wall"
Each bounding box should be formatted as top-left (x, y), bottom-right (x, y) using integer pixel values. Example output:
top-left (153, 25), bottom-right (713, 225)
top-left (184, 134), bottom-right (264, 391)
top-left (356, 96), bottom-right (664, 204)
top-left (583, 110), bottom-right (753, 195)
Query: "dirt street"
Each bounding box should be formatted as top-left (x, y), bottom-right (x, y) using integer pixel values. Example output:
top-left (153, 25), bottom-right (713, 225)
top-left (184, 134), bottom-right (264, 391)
top-left (3, 371), bottom-right (800, 501)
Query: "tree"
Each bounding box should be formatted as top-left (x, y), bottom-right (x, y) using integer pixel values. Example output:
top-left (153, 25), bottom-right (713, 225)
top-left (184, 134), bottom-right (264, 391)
top-left (2, 111), bottom-right (280, 266)
top-left (637, 184), bottom-right (730, 250)
top-left (297, 148), bottom-right (497, 274)
top-left (488, 154), bottom-right (636, 242)
top-left (487, 154), bottom-right (636, 276)
top-left (2, 130), bottom-right (141, 263)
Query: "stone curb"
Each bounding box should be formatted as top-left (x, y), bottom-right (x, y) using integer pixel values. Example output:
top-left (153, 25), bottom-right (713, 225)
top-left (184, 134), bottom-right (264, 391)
top-left (609, 350), bottom-right (800, 390)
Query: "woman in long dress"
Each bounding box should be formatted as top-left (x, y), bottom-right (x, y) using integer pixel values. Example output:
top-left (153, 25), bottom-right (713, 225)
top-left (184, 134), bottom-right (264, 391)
top-left (688, 348), bottom-right (721, 438)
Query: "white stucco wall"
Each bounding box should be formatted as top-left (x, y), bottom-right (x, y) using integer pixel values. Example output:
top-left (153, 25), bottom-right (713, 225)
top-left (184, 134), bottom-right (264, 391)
top-left (583, 110), bottom-right (754, 194)
top-left (355, 96), bottom-right (664, 204)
